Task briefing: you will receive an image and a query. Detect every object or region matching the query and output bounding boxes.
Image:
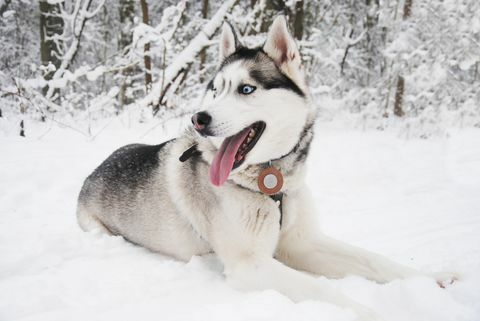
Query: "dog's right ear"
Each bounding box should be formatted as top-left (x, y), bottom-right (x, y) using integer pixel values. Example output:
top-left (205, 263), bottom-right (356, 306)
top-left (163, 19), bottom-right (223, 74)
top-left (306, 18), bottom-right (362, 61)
top-left (263, 15), bottom-right (301, 68)
top-left (219, 22), bottom-right (239, 64)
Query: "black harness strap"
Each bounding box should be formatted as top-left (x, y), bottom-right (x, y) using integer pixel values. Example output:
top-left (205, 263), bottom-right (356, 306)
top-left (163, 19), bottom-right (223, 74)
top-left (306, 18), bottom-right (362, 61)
top-left (179, 144), bottom-right (201, 162)
top-left (179, 144), bottom-right (285, 227)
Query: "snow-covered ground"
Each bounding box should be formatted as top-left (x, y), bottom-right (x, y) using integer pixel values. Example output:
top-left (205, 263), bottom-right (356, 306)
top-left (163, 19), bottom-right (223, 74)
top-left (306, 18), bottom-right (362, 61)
top-left (1, 118), bottom-right (480, 321)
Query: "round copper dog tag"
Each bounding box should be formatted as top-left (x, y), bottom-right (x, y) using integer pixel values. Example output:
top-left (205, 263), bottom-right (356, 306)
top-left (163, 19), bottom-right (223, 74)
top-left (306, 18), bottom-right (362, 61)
top-left (258, 167), bottom-right (283, 195)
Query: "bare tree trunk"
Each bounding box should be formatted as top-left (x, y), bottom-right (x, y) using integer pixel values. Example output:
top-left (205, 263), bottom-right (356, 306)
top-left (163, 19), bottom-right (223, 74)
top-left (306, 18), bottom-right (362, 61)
top-left (19, 102), bottom-right (26, 137)
top-left (292, 0), bottom-right (304, 40)
top-left (380, 26), bottom-right (387, 76)
top-left (39, 1), bottom-right (64, 99)
top-left (101, 5), bottom-right (109, 92)
top-left (474, 62), bottom-right (479, 82)
top-left (199, 0), bottom-right (209, 83)
top-left (140, 0), bottom-right (152, 93)
top-left (392, 0), bottom-right (413, 117)
top-left (259, 0), bottom-right (302, 40)
top-left (118, 0), bottom-right (135, 51)
top-left (393, 76), bottom-right (405, 117)
top-left (383, 0), bottom-right (401, 117)
top-left (259, 0), bottom-right (286, 33)
top-left (19, 120), bottom-right (25, 137)
top-left (403, 0), bottom-right (412, 19)
top-left (365, 0), bottom-right (379, 85)
top-left (118, 0), bottom-right (135, 107)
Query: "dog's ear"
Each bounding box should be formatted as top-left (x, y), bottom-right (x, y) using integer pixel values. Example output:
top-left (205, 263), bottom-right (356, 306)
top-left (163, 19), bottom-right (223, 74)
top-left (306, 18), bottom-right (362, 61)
top-left (263, 15), bottom-right (301, 68)
top-left (219, 21), bottom-right (240, 63)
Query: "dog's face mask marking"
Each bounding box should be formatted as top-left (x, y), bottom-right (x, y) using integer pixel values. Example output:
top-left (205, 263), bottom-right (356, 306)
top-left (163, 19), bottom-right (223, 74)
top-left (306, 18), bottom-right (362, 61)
top-left (193, 17), bottom-right (313, 186)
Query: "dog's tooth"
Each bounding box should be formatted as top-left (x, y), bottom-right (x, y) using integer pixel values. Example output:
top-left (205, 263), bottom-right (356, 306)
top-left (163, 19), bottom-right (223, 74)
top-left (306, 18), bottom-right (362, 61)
top-left (247, 137), bottom-right (252, 143)
top-left (248, 131), bottom-right (255, 137)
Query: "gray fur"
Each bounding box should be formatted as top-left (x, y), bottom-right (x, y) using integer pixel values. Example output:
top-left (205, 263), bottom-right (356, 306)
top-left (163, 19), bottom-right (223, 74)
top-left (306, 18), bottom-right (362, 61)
top-left (77, 136), bottom-right (212, 259)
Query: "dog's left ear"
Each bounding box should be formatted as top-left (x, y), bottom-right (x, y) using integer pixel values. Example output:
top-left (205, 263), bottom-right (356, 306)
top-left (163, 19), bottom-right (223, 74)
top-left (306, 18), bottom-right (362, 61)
top-left (263, 15), bottom-right (301, 68)
top-left (219, 21), bottom-right (240, 63)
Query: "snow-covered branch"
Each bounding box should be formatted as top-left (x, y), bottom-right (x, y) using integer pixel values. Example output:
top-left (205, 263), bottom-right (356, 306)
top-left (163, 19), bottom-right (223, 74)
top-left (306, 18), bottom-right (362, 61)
top-left (0, 0), bottom-right (12, 17)
top-left (45, 0), bottom-right (105, 99)
top-left (142, 0), bottom-right (238, 111)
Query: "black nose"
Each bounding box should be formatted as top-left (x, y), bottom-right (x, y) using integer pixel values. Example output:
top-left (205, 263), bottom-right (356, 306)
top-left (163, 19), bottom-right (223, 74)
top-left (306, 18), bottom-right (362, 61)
top-left (191, 111), bottom-right (212, 131)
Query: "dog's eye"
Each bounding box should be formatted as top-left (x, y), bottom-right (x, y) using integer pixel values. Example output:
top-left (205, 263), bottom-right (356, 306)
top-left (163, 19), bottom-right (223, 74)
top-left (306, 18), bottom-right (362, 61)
top-left (238, 85), bottom-right (256, 95)
top-left (212, 87), bottom-right (217, 98)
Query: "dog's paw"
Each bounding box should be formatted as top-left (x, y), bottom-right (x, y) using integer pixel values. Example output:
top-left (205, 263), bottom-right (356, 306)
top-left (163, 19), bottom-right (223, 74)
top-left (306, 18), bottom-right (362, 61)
top-left (432, 271), bottom-right (460, 288)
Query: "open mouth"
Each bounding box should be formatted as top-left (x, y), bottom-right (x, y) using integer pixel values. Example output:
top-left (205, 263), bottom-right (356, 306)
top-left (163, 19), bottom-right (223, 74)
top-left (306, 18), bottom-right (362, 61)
top-left (209, 121), bottom-right (266, 186)
top-left (233, 121), bottom-right (266, 169)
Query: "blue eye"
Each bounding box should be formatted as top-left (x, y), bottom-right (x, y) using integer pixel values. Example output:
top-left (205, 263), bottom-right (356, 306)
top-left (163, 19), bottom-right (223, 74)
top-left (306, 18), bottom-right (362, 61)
top-left (239, 85), bottom-right (256, 95)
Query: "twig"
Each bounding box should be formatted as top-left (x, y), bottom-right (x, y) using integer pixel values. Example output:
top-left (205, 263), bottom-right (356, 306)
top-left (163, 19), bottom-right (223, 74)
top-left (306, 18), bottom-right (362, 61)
top-left (340, 28), bottom-right (355, 75)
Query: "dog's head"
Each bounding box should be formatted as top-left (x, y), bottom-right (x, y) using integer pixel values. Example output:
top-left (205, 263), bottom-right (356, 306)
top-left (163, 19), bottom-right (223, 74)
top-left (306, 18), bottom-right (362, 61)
top-left (192, 16), bottom-right (314, 186)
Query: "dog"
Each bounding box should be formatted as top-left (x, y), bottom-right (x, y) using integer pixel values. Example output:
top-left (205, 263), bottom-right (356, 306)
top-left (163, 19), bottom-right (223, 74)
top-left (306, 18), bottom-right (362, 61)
top-left (77, 16), bottom-right (456, 320)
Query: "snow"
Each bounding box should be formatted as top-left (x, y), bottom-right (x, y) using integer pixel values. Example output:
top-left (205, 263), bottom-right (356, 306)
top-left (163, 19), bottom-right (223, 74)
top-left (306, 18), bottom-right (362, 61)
top-left (86, 66), bottom-right (106, 82)
top-left (1, 120), bottom-right (480, 321)
top-left (2, 10), bottom-right (15, 18)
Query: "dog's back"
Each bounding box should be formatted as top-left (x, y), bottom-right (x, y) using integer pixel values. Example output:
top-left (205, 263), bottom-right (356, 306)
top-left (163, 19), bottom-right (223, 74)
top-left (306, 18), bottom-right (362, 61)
top-left (77, 140), bottom-right (211, 259)
top-left (77, 142), bottom-right (169, 233)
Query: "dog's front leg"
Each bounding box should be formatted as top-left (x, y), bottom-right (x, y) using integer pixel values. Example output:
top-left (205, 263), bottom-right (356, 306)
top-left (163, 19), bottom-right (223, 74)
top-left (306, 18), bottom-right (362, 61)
top-left (209, 194), bottom-right (380, 320)
top-left (278, 231), bottom-right (423, 283)
top-left (276, 186), bottom-right (457, 286)
top-left (225, 255), bottom-right (382, 320)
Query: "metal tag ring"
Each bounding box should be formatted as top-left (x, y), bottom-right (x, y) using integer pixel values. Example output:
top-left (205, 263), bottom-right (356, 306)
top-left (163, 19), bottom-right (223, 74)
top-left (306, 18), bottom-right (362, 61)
top-left (258, 167), bottom-right (283, 195)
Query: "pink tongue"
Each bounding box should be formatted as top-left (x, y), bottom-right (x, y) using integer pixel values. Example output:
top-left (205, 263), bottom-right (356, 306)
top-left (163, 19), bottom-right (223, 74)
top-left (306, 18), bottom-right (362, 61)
top-left (209, 128), bottom-right (250, 186)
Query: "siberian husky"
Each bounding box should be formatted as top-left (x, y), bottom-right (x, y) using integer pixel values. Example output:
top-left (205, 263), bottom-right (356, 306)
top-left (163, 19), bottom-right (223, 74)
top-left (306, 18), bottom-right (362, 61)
top-left (77, 16), bottom-right (456, 320)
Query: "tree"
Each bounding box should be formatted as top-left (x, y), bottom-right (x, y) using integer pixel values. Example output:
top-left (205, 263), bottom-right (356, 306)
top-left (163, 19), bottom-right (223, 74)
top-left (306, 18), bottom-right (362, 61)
top-left (118, 0), bottom-right (136, 106)
top-left (365, 0), bottom-right (380, 85)
top-left (393, 76), bottom-right (405, 117)
top-left (393, 0), bottom-right (412, 117)
top-left (259, 0), bottom-right (286, 33)
top-left (43, 0), bottom-right (106, 101)
top-left (118, 0), bottom-right (135, 51)
top-left (140, 0), bottom-right (152, 93)
top-left (199, 0), bottom-right (209, 83)
top-left (290, 0), bottom-right (304, 40)
top-left (39, 0), bottom-right (64, 99)
top-left (148, 0), bottom-right (238, 114)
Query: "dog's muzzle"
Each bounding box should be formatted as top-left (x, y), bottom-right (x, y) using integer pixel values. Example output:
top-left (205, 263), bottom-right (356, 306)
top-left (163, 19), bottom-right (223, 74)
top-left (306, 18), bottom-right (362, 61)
top-left (191, 111), bottom-right (212, 135)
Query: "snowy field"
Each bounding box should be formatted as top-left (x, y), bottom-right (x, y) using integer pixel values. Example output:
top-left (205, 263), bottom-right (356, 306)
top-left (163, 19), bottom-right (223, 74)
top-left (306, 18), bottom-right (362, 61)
top-left (1, 119), bottom-right (480, 321)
